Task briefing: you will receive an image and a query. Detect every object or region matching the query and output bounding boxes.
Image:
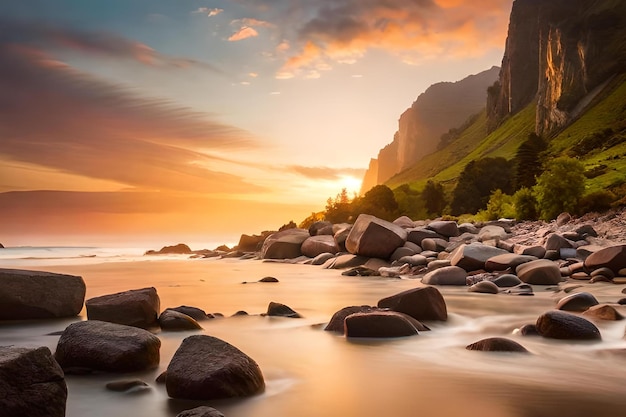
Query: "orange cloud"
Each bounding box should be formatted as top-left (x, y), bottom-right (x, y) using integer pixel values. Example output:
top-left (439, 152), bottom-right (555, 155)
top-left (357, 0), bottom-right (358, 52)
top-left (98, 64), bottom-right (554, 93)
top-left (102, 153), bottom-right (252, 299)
top-left (278, 0), bottom-right (511, 75)
top-left (228, 26), bottom-right (259, 41)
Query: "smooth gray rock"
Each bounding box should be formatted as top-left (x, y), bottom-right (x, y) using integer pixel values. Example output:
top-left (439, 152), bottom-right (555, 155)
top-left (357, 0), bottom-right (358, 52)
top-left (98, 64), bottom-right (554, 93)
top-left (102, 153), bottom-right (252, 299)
top-left (344, 311), bottom-right (418, 338)
top-left (0, 346), bottom-right (67, 417)
top-left (468, 280), bottom-right (499, 294)
top-left (556, 292), bottom-right (599, 312)
top-left (492, 274), bottom-right (523, 288)
top-left (0, 268), bottom-right (85, 320)
top-left (261, 229), bottom-right (310, 259)
top-left (378, 286), bottom-right (447, 321)
top-left (159, 310), bottom-right (203, 331)
top-left (485, 254), bottom-right (537, 272)
top-left (166, 335), bottom-right (264, 400)
top-left (166, 306), bottom-right (212, 321)
top-left (449, 244), bottom-right (508, 272)
top-left (536, 310), bottom-right (601, 340)
top-left (427, 221), bottom-right (459, 238)
top-left (516, 260), bottom-right (562, 285)
top-left (55, 320), bottom-right (161, 373)
top-left (301, 235), bottom-right (339, 258)
top-left (422, 266), bottom-right (467, 286)
top-left (86, 287), bottom-right (160, 329)
top-left (584, 244), bottom-right (626, 274)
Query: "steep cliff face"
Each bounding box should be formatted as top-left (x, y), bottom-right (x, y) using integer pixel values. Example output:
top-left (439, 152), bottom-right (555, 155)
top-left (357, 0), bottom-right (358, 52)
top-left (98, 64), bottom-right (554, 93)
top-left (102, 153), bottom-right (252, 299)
top-left (360, 67), bottom-right (499, 194)
top-left (489, 0), bottom-right (626, 136)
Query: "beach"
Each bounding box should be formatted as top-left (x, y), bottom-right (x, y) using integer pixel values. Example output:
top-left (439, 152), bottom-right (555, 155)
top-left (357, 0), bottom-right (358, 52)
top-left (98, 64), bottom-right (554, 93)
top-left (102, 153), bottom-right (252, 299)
top-left (3, 251), bottom-right (626, 417)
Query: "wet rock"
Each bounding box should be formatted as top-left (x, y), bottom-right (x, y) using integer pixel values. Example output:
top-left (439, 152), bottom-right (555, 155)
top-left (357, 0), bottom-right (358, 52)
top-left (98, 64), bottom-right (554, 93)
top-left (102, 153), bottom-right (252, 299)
top-left (86, 287), bottom-right (160, 329)
top-left (468, 280), bottom-right (499, 294)
top-left (301, 235), bottom-right (340, 258)
top-left (0, 268), bottom-right (86, 320)
top-left (166, 306), bottom-right (212, 321)
top-left (519, 324), bottom-right (540, 336)
top-left (449, 243), bottom-right (508, 272)
top-left (589, 275), bottom-right (613, 284)
top-left (398, 254), bottom-right (428, 266)
top-left (379, 264), bottom-right (411, 278)
top-left (177, 406), bottom-right (225, 417)
top-left (258, 276), bottom-right (279, 283)
top-left (427, 220), bottom-right (459, 238)
top-left (485, 254), bottom-right (537, 271)
top-left (493, 274), bottom-right (523, 288)
top-left (322, 254), bottom-right (370, 269)
top-left (590, 267), bottom-right (615, 280)
top-left (466, 337), bottom-right (528, 353)
top-left (266, 301), bottom-right (301, 318)
top-left (378, 286), bottom-right (447, 321)
top-left (344, 311), bottom-right (419, 338)
top-left (261, 229), bottom-right (310, 259)
top-left (311, 252), bottom-right (336, 266)
top-left (105, 379), bottom-right (149, 392)
top-left (536, 310), bottom-right (601, 340)
top-left (422, 266), bottom-right (467, 286)
top-left (159, 310), bottom-right (203, 331)
top-left (325, 305), bottom-right (378, 333)
top-left (582, 304), bottom-right (624, 321)
top-left (166, 335), bottom-right (264, 400)
top-left (346, 214), bottom-right (407, 259)
top-left (0, 346), bottom-right (67, 417)
top-left (390, 246), bottom-right (416, 262)
top-left (55, 320), bottom-right (161, 373)
top-left (341, 266), bottom-right (379, 276)
top-left (516, 259), bottom-right (562, 285)
top-left (421, 238), bottom-right (449, 252)
top-left (556, 292), bottom-right (599, 312)
top-left (232, 311), bottom-right (249, 316)
top-left (584, 244), bottom-right (626, 274)
top-left (407, 227), bottom-right (442, 245)
top-left (504, 283), bottom-right (534, 296)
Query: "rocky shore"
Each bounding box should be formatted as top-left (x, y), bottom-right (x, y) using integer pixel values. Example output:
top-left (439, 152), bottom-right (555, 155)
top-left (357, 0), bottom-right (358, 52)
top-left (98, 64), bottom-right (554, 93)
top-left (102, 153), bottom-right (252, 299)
top-left (2, 208), bottom-right (626, 416)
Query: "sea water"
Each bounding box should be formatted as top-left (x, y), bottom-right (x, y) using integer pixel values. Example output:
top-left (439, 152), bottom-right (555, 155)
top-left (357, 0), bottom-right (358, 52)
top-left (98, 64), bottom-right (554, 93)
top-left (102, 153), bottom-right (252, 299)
top-left (2, 248), bottom-right (626, 417)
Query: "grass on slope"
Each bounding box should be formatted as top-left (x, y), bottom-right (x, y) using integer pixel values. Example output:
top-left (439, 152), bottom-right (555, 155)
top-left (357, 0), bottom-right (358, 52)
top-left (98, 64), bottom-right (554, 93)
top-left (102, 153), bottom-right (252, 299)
top-left (386, 102), bottom-right (536, 191)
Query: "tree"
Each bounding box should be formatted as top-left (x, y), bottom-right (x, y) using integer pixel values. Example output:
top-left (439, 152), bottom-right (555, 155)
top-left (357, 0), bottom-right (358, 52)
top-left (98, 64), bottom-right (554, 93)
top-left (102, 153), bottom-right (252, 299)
top-left (354, 184), bottom-right (399, 221)
top-left (324, 188), bottom-right (354, 223)
top-left (534, 157), bottom-right (586, 220)
top-left (514, 133), bottom-right (547, 190)
top-left (422, 180), bottom-right (447, 216)
top-left (513, 187), bottom-right (538, 220)
top-left (450, 157), bottom-right (514, 215)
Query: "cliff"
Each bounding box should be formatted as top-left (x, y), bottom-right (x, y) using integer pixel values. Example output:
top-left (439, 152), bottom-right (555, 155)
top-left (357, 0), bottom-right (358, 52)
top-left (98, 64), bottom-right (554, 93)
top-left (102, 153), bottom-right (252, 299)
top-left (360, 66), bottom-right (499, 194)
top-left (488, 0), bottom-right (626, 136)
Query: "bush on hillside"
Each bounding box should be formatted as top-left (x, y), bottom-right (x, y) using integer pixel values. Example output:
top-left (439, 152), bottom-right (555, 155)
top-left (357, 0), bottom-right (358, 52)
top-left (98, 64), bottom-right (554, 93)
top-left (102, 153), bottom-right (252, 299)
top-left (534, 157), bottom-right (586, 220)
top-left (513, 187), bottom-right (538, 220)
top-left (422, 180), bottom-right (447, 217)
top-left (576, 190), bottom-right (616, 215)
top-left (355, 184), bottom-right (399, 221)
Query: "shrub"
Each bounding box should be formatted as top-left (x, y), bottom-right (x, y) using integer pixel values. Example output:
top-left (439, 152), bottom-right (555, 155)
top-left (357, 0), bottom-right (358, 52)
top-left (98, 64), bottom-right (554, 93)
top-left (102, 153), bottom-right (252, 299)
top-left (513, 187), bottom-right (538, 220)
top-left (576, 190), bottom-right (616, 215)
top-left (478, 189), bottom-right (515, 221)
top-left (422, 180), bottom-right (447, 217)
top-left (534, 157), bottom-right (586, 220)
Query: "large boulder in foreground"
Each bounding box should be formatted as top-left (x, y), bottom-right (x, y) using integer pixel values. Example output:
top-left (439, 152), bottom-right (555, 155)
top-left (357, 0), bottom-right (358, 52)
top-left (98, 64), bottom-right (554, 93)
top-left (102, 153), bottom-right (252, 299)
top-left (0, 346), bottom-right (67, 417)
top-left (301, 235), bottom-right (339, 258)
top-left (516, 260), bottom-right (562, 285)
top-left (535, 310), bottom-right (601, 340)
top-left (344, 311), bottom-right (419, 338)
top-left (346, 214), bottom-right (407, 259)
top-left (166, 335), bottom-right (264, 400)
top-left (0, 268), bottom-right (86, 320)
top-left (584, 244), bottom-right (626, 274)
top-left (449, 244), bottom-right (508, 272)
top-left (86, 287), bottom-right (160, 329)
top-left (378, 286), bottom-right (447, 321)
top-left (325, 305), bottom-right (378, 333)
top-left (261, 229), bottom-right (310, 259)
top-left (54, 320), bottom-right (161, 373)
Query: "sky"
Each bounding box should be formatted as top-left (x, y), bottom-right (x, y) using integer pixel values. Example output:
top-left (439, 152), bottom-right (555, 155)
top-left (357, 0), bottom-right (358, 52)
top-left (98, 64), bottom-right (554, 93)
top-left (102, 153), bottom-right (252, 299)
top-left (0, 0), bottom-right (512, 247)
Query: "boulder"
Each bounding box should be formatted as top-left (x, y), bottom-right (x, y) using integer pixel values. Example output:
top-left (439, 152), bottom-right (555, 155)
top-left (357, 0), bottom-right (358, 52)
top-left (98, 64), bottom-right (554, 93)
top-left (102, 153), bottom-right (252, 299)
top-left (485, 254), bottom-right (537, 272)
top-left (466, 337), bottom-right (528, 353)
top-left (0, 268), bottom-right (86, 320)
top-left (159, 310), bottom-right (203, 331)
top-left (390, 246), bottom-right (416, 262)
top-left (258, 276), bottom-right (279, 283)
top-left (325, 305), bottom-right (378, 333)
top-left (236, 233), bottom-right (269, 252)
top-left (346, 214), bottom-right (407, 259)
top-left (393, 216), bottom-right (416, 228)
top-left (584, 244), bottom-right (626, 274)
top-left (478, 225), bottom-right (507, 242)
top-left (166, 306), bottom-right (212, 321)
top-left (422, 266), bottom-right (467, 286)
top-left (322, 254), bottom-right (369, 269)
top-left (421, 238), bottom-right (449, 252)
top-left (308, 221), bottom-right (333, 236)
top-left (519, 324), bottom-right (540, 336)
top-left (407, 227), bottom-right (442, 245)
top-left (427, 221), bottom-right (459, 238)
top-left (516, 259), bottom-right (562, 285)
top-left (344, 311), bottom-right (419, 338)
top-left (144, 243), bottom-right (192, 255)
top-left (266, 301), bottom-right (301, 318)
top-left (54, 320), bottom-right (161, 373)
top-left (311, 252), bottom-right (336, 266)
top-left (468, 280), bottom-right (499, 294)
top-left (177, 406), bottom-right (225, 417)
top-left (514, 245), bottom-right (546, 258)
top-left (378, 286), bottom-right (447, 321)
top-left (301, 235), bottom-right (339, 258)
top-left (556, 292), bottom-right (599, 312)
top-left (398, 254), bottom-right (428, 266)
top-left (492, 274), bottom-right (523, 288)
top-left (544, 234), bottom-right (573, 252)
top-left (449, 244), bottom-right (508, 272)
top-left (0, 346), bottom-right (67, 417)
top-left (536, 310), bottom-right (601, 340)
top-left (261, 229), bottom-right (310, 259)
top-left (166, 335), bottom-right (264, 400)
top-left (333, 226), bottom-right (351, 251)
top-left (86, 287), bottom-right (160, 329)
top-left (458, 223), bottom-right (479, 234)
top-left (582, 304), bottom-right (624, 321)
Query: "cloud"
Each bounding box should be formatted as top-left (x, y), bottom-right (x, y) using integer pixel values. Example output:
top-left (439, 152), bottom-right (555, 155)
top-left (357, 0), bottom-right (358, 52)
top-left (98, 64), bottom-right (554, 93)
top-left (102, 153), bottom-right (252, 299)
top-left (275, 0), bottom-right (510, 75)
top-left (287, 166), bottom-right (366, 181)
top-left (0, 37), bottom-right (264, 194)
top-left (232, 18), bottom-right (274, 28)
top-left (0, 18), bottom-right (221, 72)
top-left (193, 7), bottom-right (224, 17)
top-left (228, 26), bottom-right (259, 41)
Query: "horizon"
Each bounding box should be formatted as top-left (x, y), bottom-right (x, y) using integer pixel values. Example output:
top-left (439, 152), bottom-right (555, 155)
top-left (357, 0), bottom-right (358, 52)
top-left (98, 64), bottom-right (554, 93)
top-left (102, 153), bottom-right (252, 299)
top-left (0, 0), bottom-right (513, 246)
